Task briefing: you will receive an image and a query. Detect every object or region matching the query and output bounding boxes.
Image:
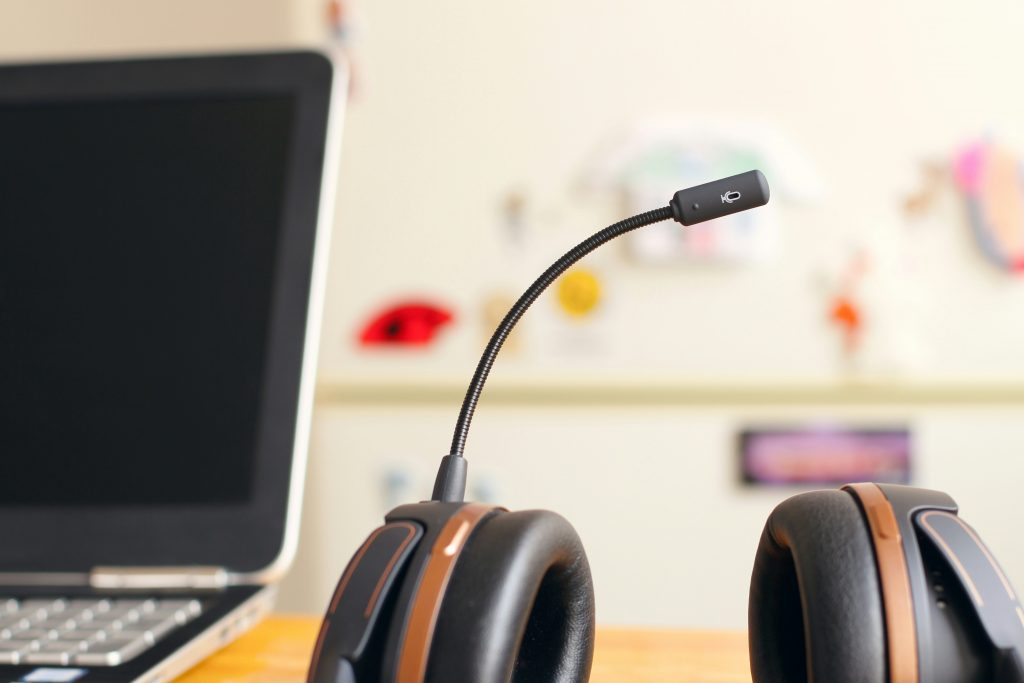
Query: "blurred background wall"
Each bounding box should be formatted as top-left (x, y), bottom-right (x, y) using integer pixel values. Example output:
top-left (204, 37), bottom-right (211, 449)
top-left (0, 0), bottom-right (306, 58)
top-left (4, 0), bottom-right (1024, 629)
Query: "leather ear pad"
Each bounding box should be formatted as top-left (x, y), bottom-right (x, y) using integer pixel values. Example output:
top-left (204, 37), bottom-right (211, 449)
top-left (427, 509), bottom-right (595, 683)
top-left (749, 489), bottom-right (887, 682)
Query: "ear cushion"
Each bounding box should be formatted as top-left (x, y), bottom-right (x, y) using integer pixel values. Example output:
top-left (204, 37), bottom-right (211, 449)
top-left (749, 489), bottom-right (887, 682)
top-left (427, 509), bottom-right (595, 683)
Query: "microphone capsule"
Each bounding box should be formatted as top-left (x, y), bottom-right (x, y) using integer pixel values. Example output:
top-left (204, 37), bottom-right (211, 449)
top-left (669, 170), bottom-right (770, 226)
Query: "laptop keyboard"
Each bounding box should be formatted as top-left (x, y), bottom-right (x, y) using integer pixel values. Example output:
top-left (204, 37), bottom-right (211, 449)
top-left (0, 597), bottom-right (203, 666)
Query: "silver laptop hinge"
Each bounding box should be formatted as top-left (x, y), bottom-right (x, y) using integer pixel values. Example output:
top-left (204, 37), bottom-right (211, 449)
top-left (89, 566), bottom-right (229, 591)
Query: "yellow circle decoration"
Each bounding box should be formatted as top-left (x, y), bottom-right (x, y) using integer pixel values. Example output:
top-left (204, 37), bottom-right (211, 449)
top-left (556, 268), bottom-right (602, 318)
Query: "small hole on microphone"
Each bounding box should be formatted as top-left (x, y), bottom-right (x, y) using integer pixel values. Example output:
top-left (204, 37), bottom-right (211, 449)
top-left (691, 203), bottom-right (699, 210)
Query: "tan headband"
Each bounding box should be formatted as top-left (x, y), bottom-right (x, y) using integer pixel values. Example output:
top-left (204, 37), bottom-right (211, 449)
top-left (396, 503), bottom-right (496, 683)
top-left (844, 483), bottom-right (918, 683)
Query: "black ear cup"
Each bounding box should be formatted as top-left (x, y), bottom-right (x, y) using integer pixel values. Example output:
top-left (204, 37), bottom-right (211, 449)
top-left (427, 509), bottom-right (595, 683)
top-left (749, 489), bottom-right (887, 682)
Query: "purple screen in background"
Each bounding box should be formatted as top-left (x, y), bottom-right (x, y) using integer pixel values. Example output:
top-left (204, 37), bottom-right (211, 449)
top-left (740, 427), bottom-right (911, 486)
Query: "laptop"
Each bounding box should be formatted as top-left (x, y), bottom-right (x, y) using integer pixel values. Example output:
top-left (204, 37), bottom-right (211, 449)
top-left (0, 51), bottom-right (344, 682)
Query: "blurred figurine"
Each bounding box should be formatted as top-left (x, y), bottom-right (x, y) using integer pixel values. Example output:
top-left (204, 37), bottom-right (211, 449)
top-left (954, 138), bottom-right (1024, 274)
top-left (829, 295), bottom-right (862, 356)
top-left (482, 292), bottom-right (522, 353)
top-left (327, 0), bottom-right (352, 43)
top-left (501, 190), bottom-right (528, 246)
top-left (327, 0), bottom-right (360, 98)
top-left (902, 161), bottom-right (948, 218)
top-left (826, 249), bottom-right (869, 359)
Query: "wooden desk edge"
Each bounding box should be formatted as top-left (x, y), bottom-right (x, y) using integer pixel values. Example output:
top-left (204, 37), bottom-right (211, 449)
top-left (175, 615), bottom-right (752, 682)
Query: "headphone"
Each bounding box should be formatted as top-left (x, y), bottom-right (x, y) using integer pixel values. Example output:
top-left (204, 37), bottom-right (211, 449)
top-left (307, 171), bottom-right (1024, 683)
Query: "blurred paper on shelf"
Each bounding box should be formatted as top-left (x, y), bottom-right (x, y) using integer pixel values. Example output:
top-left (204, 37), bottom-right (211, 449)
top-left (584, 119), bottom-right (822, 266)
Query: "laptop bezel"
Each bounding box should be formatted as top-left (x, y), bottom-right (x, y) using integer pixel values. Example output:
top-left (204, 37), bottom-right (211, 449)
top-left (0, 51), bottom-right (341, 578)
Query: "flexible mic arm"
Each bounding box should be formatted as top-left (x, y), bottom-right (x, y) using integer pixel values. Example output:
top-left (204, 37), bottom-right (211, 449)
top-left (431, 170), bottom-right (771, 502)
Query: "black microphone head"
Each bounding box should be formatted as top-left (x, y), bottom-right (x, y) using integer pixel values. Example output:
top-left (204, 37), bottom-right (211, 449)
top-left (669, 169), bottom-right (770, 226)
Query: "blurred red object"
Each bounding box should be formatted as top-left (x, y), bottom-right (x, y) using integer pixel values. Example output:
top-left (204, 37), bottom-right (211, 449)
top-left (358, 302), bottom-right (454, 346)
top-left (829, 296), bottom-right (861, 353)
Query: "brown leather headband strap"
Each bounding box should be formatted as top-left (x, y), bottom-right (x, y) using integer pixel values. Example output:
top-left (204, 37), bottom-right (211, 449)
top-left (844, 483), bottom-right (918, 683)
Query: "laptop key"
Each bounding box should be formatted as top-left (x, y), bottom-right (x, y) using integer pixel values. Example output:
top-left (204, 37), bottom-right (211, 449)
top-left (106, 614), bottom-right (142, 631)
top-left (113, 599), bottom-right (156, 614)
top-left (0, 640), bottom-right (40, 663)
top-left (73, 635), bottom-right (148, 666)
top-left (120, 616), bottom-right (178, 644)
top-left (20, 599), bottom-right (66, 617)
top-left (148, 608), bottom-right (183, 625)
top-left (65, 599), bottom-right (112, 617)
top-left (9, 609), bottom-right (42, 623)
top-left (150, 600), bottom-right (202, 625)
top-left (158, 599), bottom-right (202, 617)
top-left (35, 617), bottom-right (78, 633)
top-left (0, 616), bottom-right (32, 637)
top-left (61, 629), bottom-right (107, 645)
top-left (17, 629), bottom-right (57, 641)
top-left (24, 641), bottom-right (79, 666)
top-left (67, 599), bottom-right (103, 610)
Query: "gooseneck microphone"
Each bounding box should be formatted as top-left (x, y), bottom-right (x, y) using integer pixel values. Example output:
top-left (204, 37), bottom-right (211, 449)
top-left (431, 170), bottom-right (771, 502)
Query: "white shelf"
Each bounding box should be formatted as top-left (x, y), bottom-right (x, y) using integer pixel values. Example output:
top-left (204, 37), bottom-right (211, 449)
top-left (315, 378), bottom-right (1024, 406)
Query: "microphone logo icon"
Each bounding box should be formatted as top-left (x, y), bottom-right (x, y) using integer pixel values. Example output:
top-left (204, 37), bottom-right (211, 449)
top-left (721, 190), bottom-right (742, 204)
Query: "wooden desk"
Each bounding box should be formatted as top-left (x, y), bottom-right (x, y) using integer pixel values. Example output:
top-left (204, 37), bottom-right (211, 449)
top-left (177, 616), bottom-right (751, 682)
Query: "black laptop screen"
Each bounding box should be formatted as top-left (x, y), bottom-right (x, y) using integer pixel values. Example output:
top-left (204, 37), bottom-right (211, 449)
top-left (0, 94), bottom-right (297, 506)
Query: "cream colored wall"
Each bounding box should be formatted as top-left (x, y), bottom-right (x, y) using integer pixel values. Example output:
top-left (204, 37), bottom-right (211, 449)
top-left (0, 0), bottom-right (314, 60)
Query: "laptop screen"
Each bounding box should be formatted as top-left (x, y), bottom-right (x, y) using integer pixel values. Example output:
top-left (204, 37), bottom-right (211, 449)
top-left (0, 93), bottom-right (297, 506)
